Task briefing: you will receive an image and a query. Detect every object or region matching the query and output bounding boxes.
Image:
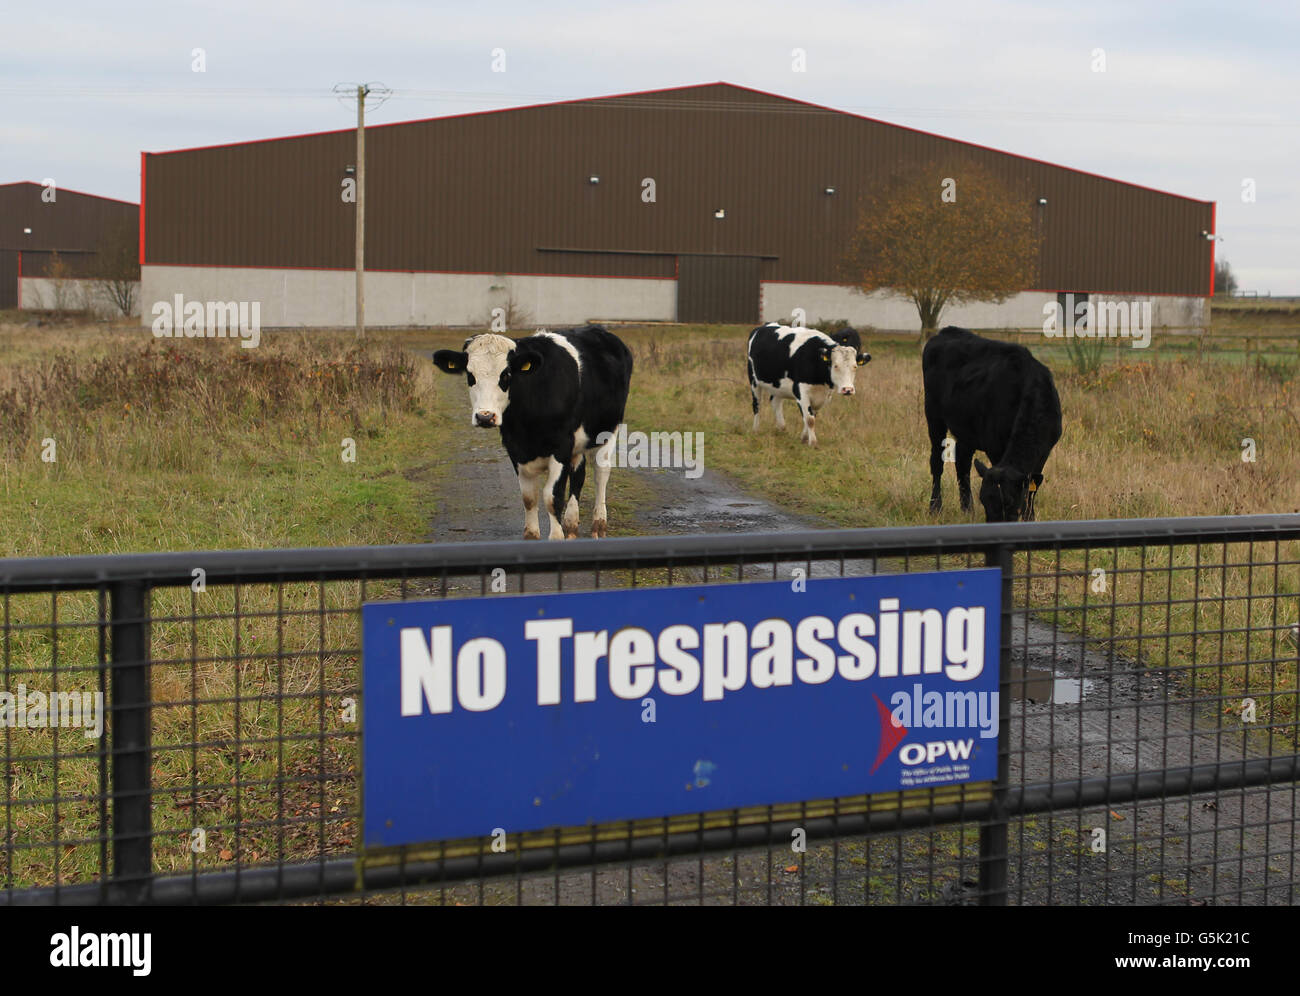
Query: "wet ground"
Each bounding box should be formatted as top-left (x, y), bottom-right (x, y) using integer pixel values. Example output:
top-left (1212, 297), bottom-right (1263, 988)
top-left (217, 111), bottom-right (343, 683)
top-left (397, 421), bottom-right (1296, 906)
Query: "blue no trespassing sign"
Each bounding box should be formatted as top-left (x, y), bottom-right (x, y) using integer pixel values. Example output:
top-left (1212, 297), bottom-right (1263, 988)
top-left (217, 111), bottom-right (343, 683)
top-left (361, 570), bottom-right (1001, 849)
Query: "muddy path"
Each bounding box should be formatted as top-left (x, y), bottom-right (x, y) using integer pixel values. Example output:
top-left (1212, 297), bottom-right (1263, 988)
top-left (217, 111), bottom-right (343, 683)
top-left (423, 421), bottom-right (867, 591)
top-left (412, 410), bottom-right (1291, 905)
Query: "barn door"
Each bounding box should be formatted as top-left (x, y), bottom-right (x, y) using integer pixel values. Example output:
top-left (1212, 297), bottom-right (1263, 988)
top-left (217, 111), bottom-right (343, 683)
top-left (0, 252), bottom-right (17, 310)
top-left (677, 255), bottom-right (760, 324)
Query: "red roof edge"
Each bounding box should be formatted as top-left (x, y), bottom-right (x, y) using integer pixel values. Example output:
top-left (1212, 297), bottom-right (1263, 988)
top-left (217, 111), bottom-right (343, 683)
top-left (141, 81), bottom-right (1212, 206)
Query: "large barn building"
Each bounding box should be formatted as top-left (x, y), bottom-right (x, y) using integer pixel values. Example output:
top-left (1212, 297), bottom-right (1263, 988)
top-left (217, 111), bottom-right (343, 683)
top-left (1, 181), bottom-right (138, 313)
top-left (139, 83), bottom-right (1215, 331)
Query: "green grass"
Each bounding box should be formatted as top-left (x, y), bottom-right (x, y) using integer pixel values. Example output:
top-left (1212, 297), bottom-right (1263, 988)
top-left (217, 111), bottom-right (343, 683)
top-left (616, 324), bottom-right (1300, 745)
top-left (0, 323), bottom-right (448, 890)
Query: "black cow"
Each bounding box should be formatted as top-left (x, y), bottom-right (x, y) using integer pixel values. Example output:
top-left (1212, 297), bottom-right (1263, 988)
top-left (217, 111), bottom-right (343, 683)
top-left (747, 323), bottom-right (870, 446)
top-left (825, 326), bottom-right (867, 361)
top-left (433, 324), bottom-right (633, 539)
top-left (923, 326), bottom-right (1062, 522)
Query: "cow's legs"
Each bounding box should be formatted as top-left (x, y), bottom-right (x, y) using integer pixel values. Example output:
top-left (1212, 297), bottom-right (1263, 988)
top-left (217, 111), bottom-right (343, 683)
top-left (771, 394), bottom-right (786, 429)
top-left (926, 414), bottom-right (947, 512)
top-left (542, 457), bottom-right (568, 541)
top-left (563, 454), bottom-right (585, 538)
top-left (954, 440), bottom-right (975, 512)
top-left (750, 380), bottom-right (762, 431)
top-left (589, 434), bottom-right (615, 538)
top-left (517, 457), bottom-right (547, 540)
top-left (796, 394), bottom-right (817, 446)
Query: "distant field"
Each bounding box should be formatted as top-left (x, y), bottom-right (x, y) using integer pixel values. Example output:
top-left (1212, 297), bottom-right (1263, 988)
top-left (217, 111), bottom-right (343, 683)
top-left (1211, 297), bottom-right (1300, 317)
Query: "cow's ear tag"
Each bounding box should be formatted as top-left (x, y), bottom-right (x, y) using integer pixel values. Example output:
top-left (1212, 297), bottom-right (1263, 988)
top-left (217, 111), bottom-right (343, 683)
top-left (447, 362), bottom-right (457, 370)
top-left (520, 360), bottom-right (532, 372)
top-left (1028, 480), bottom-right (1038, 492)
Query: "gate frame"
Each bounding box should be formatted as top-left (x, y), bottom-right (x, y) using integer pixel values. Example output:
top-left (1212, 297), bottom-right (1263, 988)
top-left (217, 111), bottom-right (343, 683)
top-left (1, 513), bottom-right (1297, 905)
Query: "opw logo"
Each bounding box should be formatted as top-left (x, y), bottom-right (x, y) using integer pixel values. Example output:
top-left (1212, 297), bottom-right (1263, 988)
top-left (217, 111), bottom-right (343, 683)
top-left (870, 689), bottom-right (995, 773)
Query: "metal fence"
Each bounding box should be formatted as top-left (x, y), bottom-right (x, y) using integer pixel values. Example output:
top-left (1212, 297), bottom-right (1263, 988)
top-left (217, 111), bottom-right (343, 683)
top-left (2, 514), bottom-right (1298, 906)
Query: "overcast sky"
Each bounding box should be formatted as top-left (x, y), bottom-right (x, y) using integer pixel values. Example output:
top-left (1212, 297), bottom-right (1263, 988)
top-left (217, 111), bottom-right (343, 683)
top-left (3, 0), bottom-right (1295, 292)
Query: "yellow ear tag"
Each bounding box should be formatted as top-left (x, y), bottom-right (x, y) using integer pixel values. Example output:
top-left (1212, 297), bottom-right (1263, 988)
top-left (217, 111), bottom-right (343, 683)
top-left (1028, 480), bottom-right (1038, 492)
top-left (520, 361), bottom-right (532, 371)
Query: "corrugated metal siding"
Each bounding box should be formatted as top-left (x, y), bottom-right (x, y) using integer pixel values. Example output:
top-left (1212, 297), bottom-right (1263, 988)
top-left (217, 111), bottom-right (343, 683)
top-left (20, 249), bottom-right (100, 278)
top-left (142, 84), bottom-right (1213, 296)
top-left (0, 183), bottom-right (137, 254)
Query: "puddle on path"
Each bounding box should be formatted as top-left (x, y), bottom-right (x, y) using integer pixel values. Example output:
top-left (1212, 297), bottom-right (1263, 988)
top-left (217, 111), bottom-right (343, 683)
top-left (1008, 664), bottom-right (1093, 705)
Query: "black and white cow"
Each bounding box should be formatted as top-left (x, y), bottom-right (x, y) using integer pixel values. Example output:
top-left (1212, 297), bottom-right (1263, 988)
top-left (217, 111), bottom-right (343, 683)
top-left (922, 326), bottom-right (1062, 522)
top-left (432, 324), bottom-right (633, 540)
top-left (746, 323), bottom-right (869, 446)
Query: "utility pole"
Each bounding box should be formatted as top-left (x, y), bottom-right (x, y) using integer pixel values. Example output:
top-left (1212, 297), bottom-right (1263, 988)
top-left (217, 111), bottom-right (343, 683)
top-left (334, 82), bottom-right (389, 340)
top-left (355, 83), bottom-right (367, 340)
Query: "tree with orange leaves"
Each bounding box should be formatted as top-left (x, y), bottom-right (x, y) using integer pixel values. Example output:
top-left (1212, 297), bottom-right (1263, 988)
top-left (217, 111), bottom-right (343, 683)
top-left (843, 161), bottom-right (1038, 335)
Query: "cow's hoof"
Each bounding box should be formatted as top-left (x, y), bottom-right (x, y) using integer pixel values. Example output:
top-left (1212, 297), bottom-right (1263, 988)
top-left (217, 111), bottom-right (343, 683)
top-left (929, 501), bottom-right (941, 514)
top-left (591, 519), bottom-right (608, 538)
top-left (523, 529), bottom-right (540, 540)
top-left (564, 529), bottom-right (578, 539)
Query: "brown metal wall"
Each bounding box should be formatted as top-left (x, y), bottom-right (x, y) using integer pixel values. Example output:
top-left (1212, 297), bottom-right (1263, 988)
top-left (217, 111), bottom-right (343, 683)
top-left (20, 249), bottom-right (100, 279)
top-left (0, 182), bottom-right (137, 255)
top-left (142, 84), bottom-right (1213, 296)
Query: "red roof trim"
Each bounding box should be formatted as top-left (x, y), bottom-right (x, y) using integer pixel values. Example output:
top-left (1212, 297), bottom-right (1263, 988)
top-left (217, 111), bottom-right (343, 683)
top-left (139, 154), bottom-right (147, 265)
top-left (144, 81), bottom-right (720, 156)
top-left (0, 180), bottom-right (138, 207)
top-left (141, 81), bottom-right (1211, 204)
top-left (712, 82), bottom-right (1213, 204)
top-left (1209, 202), bottom-right (1217, 296)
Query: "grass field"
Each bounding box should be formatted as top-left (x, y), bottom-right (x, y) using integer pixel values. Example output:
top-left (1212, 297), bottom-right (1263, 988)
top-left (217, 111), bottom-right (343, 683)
top-left (0, 320), bottom-right (446, 887)
top-left (1, 315), bottom-right (1296, 892)
top-left (0, 322), bottom-right (442, 558)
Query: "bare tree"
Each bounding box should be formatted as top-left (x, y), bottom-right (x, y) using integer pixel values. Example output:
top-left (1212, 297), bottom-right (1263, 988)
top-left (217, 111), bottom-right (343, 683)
top-left (1214, 259), bottom-right (1238, 297)
top-left (44, 251), bottom-right (77, 317)
top-left (89, 222), bottom-right (141, 317)
top-left (843, 161), bottom-right (1038, 336)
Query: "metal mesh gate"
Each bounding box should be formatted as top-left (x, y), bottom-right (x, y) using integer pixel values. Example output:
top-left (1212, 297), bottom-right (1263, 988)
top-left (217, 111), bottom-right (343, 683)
top-left (2, 515), bottom-right (1297, 905)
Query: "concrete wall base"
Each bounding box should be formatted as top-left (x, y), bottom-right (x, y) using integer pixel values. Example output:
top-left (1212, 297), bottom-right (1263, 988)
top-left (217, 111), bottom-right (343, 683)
top-left (140, 265), bottom-right (1208, 334)
top-left (20, 278), bottom-right (142, 317)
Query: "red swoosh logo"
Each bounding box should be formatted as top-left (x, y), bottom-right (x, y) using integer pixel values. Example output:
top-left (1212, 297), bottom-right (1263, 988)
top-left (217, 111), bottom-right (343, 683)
top-left (870, 693), bottom-right (908, 775)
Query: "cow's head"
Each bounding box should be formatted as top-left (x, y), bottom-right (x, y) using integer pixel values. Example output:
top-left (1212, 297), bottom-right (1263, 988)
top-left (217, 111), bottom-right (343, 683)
top-left (973, 461), bottom-right (1044, 522)
top-left (828, 328), bottom-right (871, 368)
top-left (824, 343), bottom-right (860, 396)
top-left (432, 333), bottom-right (543, 428)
